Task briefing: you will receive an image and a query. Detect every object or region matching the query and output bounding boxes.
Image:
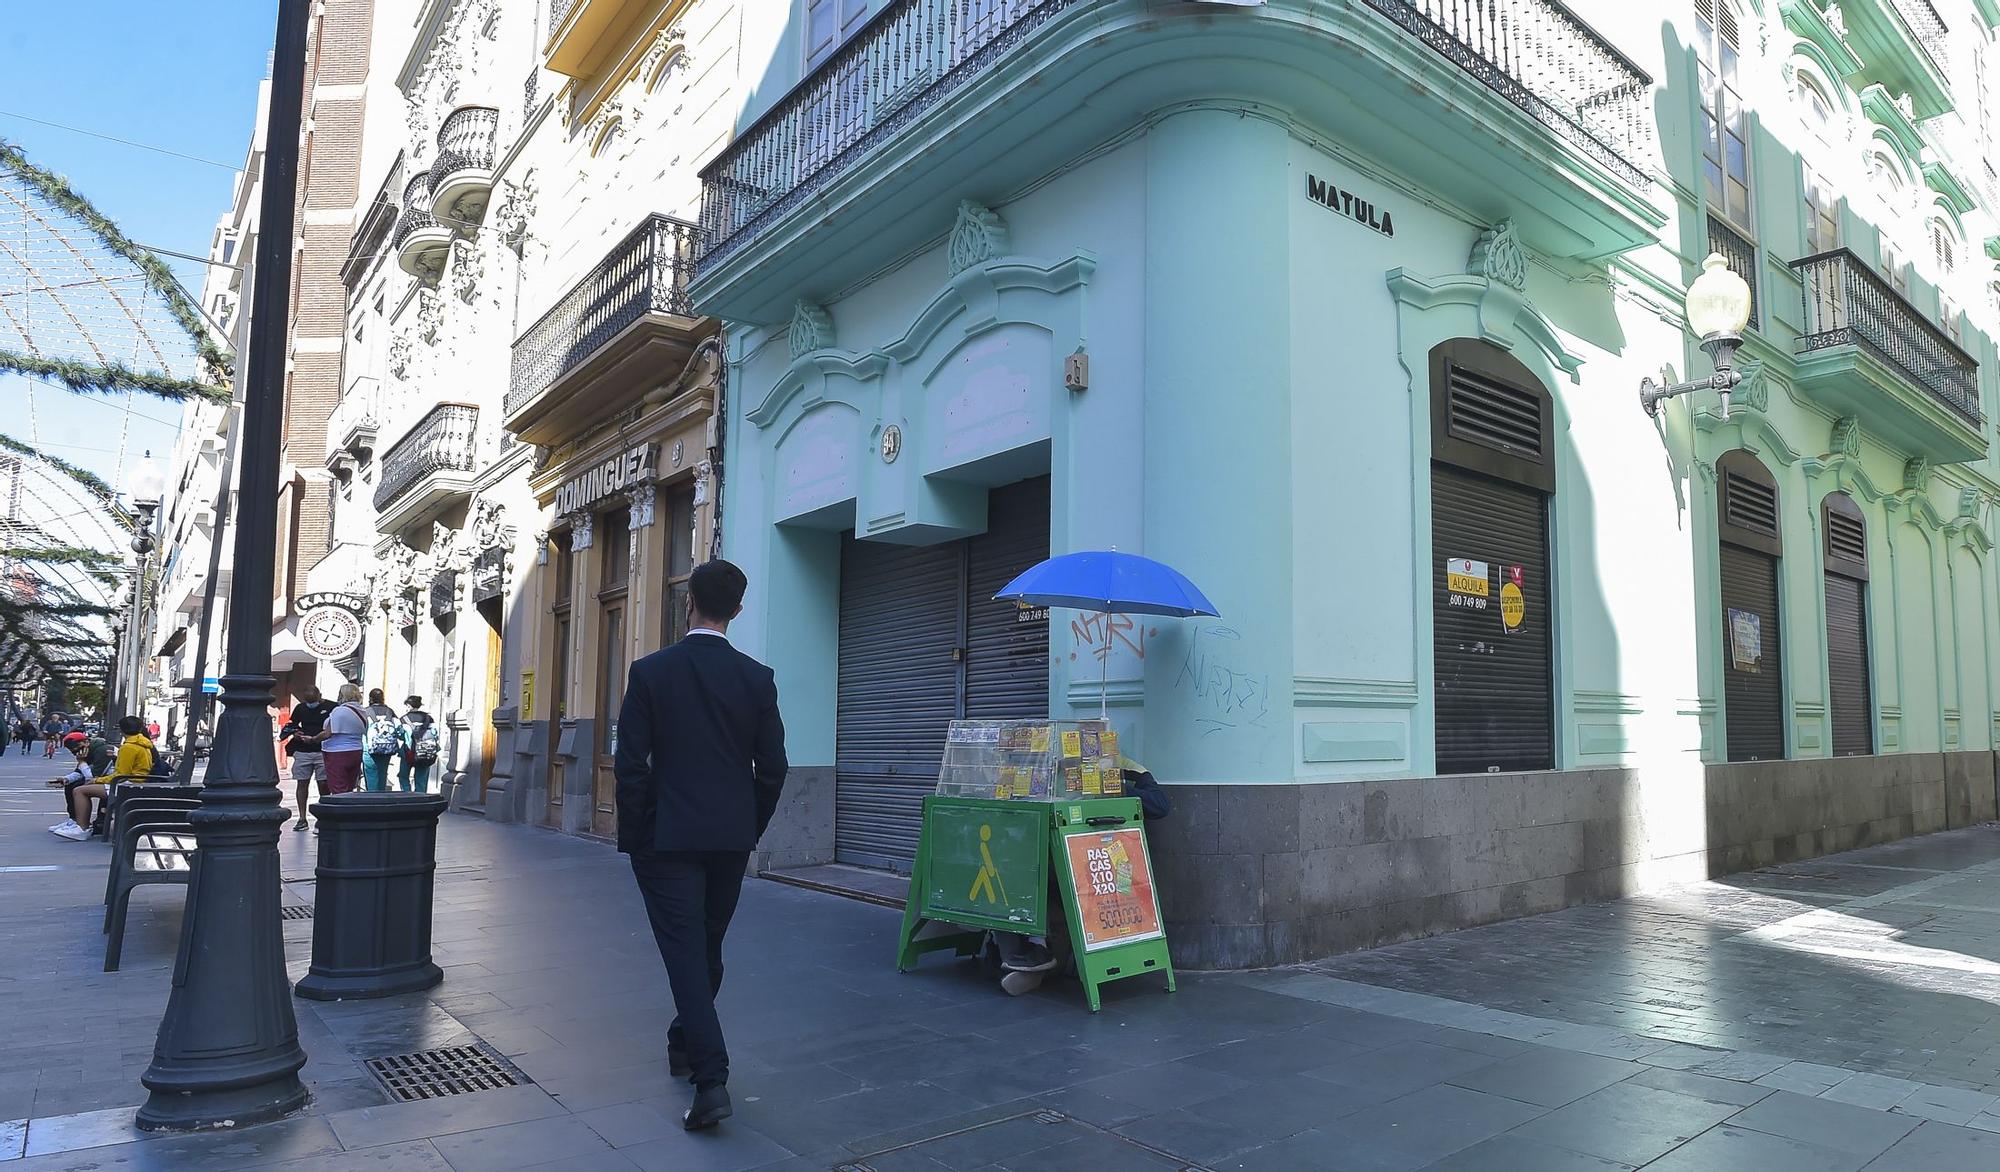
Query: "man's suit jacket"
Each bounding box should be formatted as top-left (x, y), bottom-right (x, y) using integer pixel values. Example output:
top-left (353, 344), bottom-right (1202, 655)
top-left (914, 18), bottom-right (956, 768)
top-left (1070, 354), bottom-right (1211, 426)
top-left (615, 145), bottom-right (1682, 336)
top-left (614, 632), bottom-right (787, 854)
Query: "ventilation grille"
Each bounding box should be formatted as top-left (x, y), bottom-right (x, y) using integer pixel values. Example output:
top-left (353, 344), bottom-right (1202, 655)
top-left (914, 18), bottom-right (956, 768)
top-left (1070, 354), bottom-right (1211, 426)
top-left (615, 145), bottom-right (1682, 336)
top-left (365, 1045), bottom-right (522, 1102)
top-left (1827, 508), bottom-right (1867, 563)
top-left (1448, 368), bottom-right (1544, 461)
top-left (1724, 470), bottom-right (1778, 537)
top-left (280, 905), bottom-right (314, 920)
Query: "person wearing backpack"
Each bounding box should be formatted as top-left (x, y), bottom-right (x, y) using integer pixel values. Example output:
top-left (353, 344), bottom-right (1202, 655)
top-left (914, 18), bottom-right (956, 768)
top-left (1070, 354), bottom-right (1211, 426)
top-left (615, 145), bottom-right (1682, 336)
top-left (398, 695), bottom-right (440, 793)
top-left (361, 689), bottom-right (401, 792)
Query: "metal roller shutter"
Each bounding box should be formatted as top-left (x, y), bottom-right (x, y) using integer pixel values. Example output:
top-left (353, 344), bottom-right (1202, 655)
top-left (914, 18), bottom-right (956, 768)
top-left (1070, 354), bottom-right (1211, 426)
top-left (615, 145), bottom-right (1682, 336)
top-left (1432, 465), bottom-right (1553, 774)
top-left (1719, 543), bottom-right (1784, 761)
top-left (966, 477), bottom-right (1051, 721)
top-left (834, 476), bottom-right (1051, 870)
top-left (1825, 574), bottom-right (1871, 756)
top-left (835, 538), bottom-right (962, 869)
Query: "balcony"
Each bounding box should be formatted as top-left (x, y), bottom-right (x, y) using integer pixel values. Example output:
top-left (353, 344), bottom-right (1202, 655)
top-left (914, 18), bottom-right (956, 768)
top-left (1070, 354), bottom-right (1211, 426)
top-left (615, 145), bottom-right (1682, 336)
top-left (374, 402), bottom-right (480, 531)
top-left (505, 214), bottom-right (711, 445)
top-left (693, 0), bottom-right (1660, 322)
top-left (1839, 0), bottom-right (1953, 119)
top-left (325, 375), bottom-right (381, 478)
top-left (430, 106), bottom-right (499, 226)
top-left (1707, 215), bottom-right (1760, 331)
top-left (543, 0), bottom-right (647, 79)
top-left (395, 171), bottom-right (452, 283)
top-left (1791, 249), bottom-right (1984, 463)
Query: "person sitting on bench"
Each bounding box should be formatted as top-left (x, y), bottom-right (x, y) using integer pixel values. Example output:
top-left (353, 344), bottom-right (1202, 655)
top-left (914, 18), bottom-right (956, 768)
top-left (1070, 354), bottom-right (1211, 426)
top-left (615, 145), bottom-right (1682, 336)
top-left (48, 717), bottom-right (154, 841)
top-left (47, 731), bottom-right (113, 840)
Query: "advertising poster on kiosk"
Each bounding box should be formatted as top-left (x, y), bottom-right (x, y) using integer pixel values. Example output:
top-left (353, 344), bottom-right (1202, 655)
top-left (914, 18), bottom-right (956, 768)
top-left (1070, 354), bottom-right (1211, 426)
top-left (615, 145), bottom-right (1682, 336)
top-left (1064, 826), bottom-right (1163, 951)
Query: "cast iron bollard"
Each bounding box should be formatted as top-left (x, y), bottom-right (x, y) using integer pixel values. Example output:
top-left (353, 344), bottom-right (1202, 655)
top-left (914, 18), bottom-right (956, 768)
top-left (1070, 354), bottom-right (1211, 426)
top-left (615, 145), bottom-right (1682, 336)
top-left (294, 792), bottom-right (449, 1000)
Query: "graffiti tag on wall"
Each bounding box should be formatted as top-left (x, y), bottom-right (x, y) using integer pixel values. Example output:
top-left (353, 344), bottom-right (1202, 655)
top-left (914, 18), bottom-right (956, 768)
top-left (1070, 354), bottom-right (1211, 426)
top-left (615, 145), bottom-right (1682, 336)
top-left (1174, 626), bottom-right (1271, 737)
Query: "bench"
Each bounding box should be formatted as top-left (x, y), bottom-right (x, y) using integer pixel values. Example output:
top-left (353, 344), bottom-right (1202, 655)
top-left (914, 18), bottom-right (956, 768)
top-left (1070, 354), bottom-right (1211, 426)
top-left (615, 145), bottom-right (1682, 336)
top-left (103, 796), bottom-right (200, 972)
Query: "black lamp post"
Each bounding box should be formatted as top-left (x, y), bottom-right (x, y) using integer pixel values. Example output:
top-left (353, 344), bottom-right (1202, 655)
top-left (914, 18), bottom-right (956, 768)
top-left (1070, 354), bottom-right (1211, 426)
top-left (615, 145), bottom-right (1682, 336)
top-left (137, 0), bottom-right (311, 1131)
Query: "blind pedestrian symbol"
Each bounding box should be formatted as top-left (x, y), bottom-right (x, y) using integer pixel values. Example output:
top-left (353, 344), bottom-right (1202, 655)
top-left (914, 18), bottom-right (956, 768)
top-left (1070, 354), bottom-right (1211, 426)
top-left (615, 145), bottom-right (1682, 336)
top-left (968, 824), bottom-right (1009, 905)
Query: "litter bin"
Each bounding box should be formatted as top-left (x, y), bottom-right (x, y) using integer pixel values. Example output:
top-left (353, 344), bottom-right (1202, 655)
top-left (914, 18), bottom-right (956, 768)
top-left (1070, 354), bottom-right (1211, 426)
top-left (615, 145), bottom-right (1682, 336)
top-left (294, 792), bottom-right (449, 1000)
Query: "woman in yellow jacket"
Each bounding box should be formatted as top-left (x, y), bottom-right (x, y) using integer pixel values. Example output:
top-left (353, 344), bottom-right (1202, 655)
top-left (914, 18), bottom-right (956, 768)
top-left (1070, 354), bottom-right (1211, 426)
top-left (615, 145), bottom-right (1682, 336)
top-left (48, 716), bottom-right (154, 841)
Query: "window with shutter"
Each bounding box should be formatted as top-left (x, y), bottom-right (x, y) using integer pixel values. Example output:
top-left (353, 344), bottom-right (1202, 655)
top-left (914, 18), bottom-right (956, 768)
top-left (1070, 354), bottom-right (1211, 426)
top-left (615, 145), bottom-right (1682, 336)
top-left (1697, 0), bottom-right (1753, 230)
top-left (1822, 493), bottom-right (1872, 756)
top-left (1716, 451), bottom-right (1784, 762)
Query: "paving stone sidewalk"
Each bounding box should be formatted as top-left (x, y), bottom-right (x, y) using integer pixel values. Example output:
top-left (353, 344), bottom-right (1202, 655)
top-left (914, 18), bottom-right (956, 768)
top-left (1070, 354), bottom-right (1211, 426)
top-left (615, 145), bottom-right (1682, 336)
top-left (2, 746), bottom-right (1998, 1170)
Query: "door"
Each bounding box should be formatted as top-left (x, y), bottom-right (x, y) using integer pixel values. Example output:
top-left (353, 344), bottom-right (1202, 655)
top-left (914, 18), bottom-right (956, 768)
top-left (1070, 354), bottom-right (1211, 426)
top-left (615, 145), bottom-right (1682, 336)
top-left (1823, 493), bottom-right (1871, 756)
top-left (592, 508), bottom-right (631, 839)
top-left (1717, 452), bottom-right (1784, 762)
top-left (833, 476), bottom-right (1050, 870)
top-left (480, 605), bottom-right (501, 801)
top-left (1432, 466), bottom-right (1553, 774)
top-left (546, 533), bottom-right (573, 825)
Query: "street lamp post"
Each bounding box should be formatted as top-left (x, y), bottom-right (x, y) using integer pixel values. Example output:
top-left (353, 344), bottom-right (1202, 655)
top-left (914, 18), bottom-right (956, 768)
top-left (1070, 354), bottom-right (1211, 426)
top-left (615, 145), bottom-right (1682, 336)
top-left (113, 452), bottom-right (165, 726)
top-left (137, 0), bottom-right (311, 1131)
top-left (1639, 254), bottom-right (1757, 421)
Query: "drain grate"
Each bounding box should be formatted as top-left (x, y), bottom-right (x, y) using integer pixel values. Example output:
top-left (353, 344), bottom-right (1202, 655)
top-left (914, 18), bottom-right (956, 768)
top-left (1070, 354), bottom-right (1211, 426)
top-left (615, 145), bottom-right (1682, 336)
top-left (280, 905), bottom-right (314, 920)
top-left (365, 1044), bottom-right (521, 1102)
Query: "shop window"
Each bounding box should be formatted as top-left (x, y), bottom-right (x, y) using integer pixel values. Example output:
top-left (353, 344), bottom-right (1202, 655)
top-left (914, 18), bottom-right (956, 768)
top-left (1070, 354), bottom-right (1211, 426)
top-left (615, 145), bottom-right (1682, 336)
top-left (1698, 0), bottom-right (1753, 231)
top-left (660, 484), bottom-right (697, 645)
top-left (1803, 166), bottom-right (1840, 254)
top-left (1717, 451), bottom-right (1785, 762)
top-left (1822, 493), bottom-right (1872, 756)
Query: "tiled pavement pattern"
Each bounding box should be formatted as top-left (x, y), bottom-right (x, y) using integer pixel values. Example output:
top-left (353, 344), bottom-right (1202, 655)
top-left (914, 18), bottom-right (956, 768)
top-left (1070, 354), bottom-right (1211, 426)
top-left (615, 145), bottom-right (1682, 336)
top-left (0, 744), bottom-right (1993, 1171)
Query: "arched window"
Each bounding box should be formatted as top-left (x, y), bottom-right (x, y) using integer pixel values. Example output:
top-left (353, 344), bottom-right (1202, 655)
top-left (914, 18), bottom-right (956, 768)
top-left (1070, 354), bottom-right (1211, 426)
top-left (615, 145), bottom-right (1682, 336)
top-left (1822, 493), bottom-right (1872, 756)
top-left (1930, 216), bottom-right (1957, 274)
top-left (1869, 150), bottom-right (1905, 193)
top-left (1717, 450), bottom-right (1784, 762)
top-left (589, 117), bottom-right (623, 158)
top-left (643, 46), bottom-right (683, 94)
top-left (1796, 73), bottom-right (1836, 141)
top-left (1698, 0), bottom-right (1752, 228)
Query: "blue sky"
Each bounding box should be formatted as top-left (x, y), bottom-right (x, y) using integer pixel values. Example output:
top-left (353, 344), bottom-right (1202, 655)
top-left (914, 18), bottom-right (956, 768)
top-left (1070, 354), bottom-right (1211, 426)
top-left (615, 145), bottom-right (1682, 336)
top-left (1, 0), bottom-right (278, 499)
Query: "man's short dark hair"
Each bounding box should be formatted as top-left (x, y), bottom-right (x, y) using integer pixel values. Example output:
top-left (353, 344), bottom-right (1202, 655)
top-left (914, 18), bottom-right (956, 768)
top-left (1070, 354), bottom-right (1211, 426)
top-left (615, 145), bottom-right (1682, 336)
top-left (689, 560), bottom-right (748, 621)
top-left (118, 715), bottom-right (144, 736)
top-left (405, 696), bottom-right (424, 709)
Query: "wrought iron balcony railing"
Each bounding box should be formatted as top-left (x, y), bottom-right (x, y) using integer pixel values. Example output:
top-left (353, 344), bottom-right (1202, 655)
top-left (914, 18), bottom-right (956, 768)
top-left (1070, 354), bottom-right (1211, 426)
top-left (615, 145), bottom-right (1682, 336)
top-left (1892, 0), bottom-right (1949, 77)
top-left (1706, 215), bottom-right (1759, 331)
top-left (507, 214), bottom-right (702, 418)
top-left (523, 67), bottom-right (540, 119)
top-left (393, 172), bottom-right (439, 249)
top-left (1793, 248), bottom-right (1981, 424)
top-left (434, 106), bottom-right (499, 183)
top-left (548, 0), bottom-right (581, 42)
top-left (374, 403), bottom-right (479, 512)
top-left (696, 0), bottom-right (1652, 270)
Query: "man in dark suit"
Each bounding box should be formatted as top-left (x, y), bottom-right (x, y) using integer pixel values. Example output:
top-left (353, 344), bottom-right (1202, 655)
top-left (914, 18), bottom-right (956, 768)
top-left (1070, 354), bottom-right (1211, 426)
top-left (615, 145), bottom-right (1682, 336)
top-left (615, 559), bottom-right (787, 1131)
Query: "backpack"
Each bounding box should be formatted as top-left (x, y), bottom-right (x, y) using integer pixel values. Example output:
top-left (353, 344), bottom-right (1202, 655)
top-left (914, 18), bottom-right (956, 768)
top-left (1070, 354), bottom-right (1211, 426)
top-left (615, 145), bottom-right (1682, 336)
top-left (146, 742), bottom-right (172, 777)
top-left (366, 713), bottom-right (402, 756)
top-left (408, 717), bottom-right (441, 764)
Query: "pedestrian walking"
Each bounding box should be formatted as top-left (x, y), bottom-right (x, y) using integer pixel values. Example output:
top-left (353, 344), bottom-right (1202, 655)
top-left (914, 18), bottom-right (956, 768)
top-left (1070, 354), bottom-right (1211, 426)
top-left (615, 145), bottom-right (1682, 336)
top-left (320, 684), bottom-right (368, 795)
top-left (285, 686), bottom-right (337, 831)
top-left (397, 696), bottom-right (439, 793)
top-left (361, 689), bottom-right (400, 792)
top-left (614, 560), bottom-right (788, 1131)
top-left (14, 718), bottom-right (33, 754)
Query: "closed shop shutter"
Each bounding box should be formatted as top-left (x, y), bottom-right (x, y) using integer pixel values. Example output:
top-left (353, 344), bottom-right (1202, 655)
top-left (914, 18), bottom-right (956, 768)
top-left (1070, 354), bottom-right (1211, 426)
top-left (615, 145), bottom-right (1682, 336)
top-left (835, 476), bottom-right (1051, 870)
top-left (1825, 574), bottom-right (1871, 755)
top-left (965, 477), bottom-right (1051, 721)
top-left (1719, 543), bottom-right (1784, 761)
top-left (835, 538), bottom-right (962, 869)
top-left (1823, 495), bottom-right (1871, 756)
top-left (1432, 465), bottom-right (1553, 774)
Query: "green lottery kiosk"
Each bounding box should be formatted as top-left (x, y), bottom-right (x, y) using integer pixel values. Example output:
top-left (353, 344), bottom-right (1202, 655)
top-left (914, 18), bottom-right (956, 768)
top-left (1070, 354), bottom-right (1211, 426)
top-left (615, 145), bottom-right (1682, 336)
top-left (895, 717), bottom-right (1174, 1011)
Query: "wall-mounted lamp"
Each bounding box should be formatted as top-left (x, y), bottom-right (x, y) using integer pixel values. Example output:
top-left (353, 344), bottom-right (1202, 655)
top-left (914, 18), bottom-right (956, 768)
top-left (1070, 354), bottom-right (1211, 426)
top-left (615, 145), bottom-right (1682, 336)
top-left (1640, 253), bottom-right (1754, 421)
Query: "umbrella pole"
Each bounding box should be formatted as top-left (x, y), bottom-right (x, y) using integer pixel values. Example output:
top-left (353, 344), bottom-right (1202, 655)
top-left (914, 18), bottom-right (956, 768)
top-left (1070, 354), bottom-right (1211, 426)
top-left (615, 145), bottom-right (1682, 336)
top-left (1100, 611), bottom-right (1112, 721)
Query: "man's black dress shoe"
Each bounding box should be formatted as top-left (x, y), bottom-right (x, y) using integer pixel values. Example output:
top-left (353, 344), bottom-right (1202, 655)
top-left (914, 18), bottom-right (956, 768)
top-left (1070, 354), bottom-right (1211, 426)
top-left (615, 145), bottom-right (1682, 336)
top-left (683, 1084), bottom-right (731, 1131)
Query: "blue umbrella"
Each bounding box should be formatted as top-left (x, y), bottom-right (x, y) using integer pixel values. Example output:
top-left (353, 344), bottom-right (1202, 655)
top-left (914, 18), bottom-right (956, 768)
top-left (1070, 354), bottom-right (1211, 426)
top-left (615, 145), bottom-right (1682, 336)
top-left (995, 551), bottom-right (1219, 717)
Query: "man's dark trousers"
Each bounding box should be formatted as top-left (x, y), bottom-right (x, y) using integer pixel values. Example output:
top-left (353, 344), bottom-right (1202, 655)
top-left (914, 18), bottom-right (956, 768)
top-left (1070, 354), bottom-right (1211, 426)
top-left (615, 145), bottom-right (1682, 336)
top-left (630, 849), bottom-right (750, 1089)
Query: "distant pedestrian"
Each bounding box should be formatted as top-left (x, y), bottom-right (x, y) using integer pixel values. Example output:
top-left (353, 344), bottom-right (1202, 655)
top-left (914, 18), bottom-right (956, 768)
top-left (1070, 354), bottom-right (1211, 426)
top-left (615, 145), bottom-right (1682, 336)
top-left (285, 687), bottom-right (336, 831)
top-left (14, 719), bottom-right (33, 754)
top-left (615, 560), bottom-right (788, 1131)
top-left (397, 696), bottom-right (439, 793)
top-left (40, 713), bottom-right (60, 758)
top-left (361, 689), bottom-right (400, 792)
top-left (320, 684), bottom-right (368, 795)
top-left (147, 719), bottom-right (160, 742)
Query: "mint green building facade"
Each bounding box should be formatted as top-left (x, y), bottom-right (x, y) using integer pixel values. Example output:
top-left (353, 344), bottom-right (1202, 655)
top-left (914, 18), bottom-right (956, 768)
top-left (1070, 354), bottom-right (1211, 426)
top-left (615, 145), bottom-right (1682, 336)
top-left (691, 0), bottom-right (2000, 966)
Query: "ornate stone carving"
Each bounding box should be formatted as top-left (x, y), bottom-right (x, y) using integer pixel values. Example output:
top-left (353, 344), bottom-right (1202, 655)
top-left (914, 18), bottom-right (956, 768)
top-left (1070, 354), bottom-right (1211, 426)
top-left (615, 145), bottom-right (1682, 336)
top-left (637, 26), bottom-right (690, 91)
top-left (388, 334), bottom-right (413, 380)
top-left (586, 99), bottom-right (627, 158)
top-left (628, 482), bottom-right (657, 528)
top-left (472, 498), bottom-right (508, 550)
top-left (1959, 487), bottom-right (1984, 521)
top-left (789, 300), bottom-right (834, 359)
top-left (1894, 92), bottom-right (1916, 121)
top-left (570, 510), bottom-right (594, 551)
top-left (1730, 360), bottom-right (1769, 413)
top-left (1830, 415), bottom-right (1862, 458)
top-left (1904, 456), bottom-right (1932, 493)
top-left (493, 169), bottom-right (537, 251)
top-left (1825, 3), bottom-right (1847, 37)
top-left (448, 239), bottom-right (481, 303)
top-left (946, 200), bottom-right (1011, 276)
top-left (416, 287), bottom-right (443, 345)
top-left (1470, 219), bottom-right (1529, 291)
top-left (694, 459), bottom-right (713, 507)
